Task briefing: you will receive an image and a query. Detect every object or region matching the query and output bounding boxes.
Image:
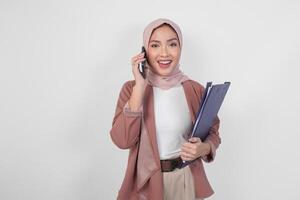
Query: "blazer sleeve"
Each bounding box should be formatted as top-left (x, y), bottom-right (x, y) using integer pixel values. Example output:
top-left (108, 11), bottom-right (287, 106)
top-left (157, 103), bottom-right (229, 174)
top-left (192, 80), bottom-right (221, 163)
top-left (109, 80), bottom-right (143, 149)
top-left (201, 115), bottom-right (221, 163)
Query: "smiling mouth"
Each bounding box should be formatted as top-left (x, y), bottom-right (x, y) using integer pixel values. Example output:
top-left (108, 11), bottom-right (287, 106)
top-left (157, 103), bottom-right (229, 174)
top-left (157, 60), bottom-right (172, 68)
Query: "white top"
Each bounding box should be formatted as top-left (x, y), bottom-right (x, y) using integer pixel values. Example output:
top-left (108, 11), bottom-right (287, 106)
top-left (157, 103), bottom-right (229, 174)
top-left (153, 85), bottom-right (193, 160)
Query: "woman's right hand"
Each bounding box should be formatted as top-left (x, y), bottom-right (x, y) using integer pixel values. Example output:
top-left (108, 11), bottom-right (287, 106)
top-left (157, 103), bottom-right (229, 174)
top-left (131, 52), bottom-right (147, 89)
top-left (129, 52), bottom-right (148, 111)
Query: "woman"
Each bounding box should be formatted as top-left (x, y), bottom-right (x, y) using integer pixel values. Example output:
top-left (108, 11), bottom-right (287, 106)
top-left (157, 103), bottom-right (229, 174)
top-left (110, 18), bottom-right (221, 200)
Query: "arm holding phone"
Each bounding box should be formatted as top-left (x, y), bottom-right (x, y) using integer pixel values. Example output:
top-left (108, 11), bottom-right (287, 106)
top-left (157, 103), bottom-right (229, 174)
top-left (109, 47), bottom-right (148, 148)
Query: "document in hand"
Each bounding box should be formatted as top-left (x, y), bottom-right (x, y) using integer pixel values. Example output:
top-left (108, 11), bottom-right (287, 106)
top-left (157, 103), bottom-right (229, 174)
top-left (180, 81), bottom-right (231, 168)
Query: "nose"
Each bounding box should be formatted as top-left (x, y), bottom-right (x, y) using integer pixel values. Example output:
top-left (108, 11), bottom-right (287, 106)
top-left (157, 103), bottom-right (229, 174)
top-left (160, 45), bottom-right (168, 57)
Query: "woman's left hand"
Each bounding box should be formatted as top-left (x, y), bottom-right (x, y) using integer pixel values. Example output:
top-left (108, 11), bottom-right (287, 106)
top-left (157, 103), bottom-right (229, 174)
top-left (180, 137), bottom-right (211, 161)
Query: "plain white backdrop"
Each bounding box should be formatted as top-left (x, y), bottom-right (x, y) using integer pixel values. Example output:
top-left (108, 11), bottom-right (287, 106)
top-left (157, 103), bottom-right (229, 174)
top-left (0, 0), bottom-right (299, 199)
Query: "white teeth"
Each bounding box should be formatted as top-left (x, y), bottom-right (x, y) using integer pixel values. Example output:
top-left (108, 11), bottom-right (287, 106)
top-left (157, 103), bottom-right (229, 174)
top-left (158, 60), bottom-right (171, 64)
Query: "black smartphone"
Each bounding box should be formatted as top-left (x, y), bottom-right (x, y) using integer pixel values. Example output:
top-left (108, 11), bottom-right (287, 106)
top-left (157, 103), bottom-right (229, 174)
top-left (138, 46), bottom-right (147, 79)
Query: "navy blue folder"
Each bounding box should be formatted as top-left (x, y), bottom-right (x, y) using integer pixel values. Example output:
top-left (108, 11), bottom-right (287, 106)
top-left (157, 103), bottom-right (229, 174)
top-left (180, 81), bottom-right (231, 168)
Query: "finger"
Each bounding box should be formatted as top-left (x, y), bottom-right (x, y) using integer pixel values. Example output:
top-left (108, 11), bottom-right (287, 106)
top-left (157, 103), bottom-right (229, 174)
top-left (131, 57), bottom-right (142, 64)
top-left (180, 151), bottom-right (193, 161)
top-left (132, 57), bottom-right (145, 65)
top-left (180, 151), bottom-right (194, 158)
top-left (136, 57), bottom-right (146, 62)
top-left (132, 54), bottom-right (145, 61)
top-left (134, 52), bottom-right (145, 59)
top-left (131, 54), bottom-right (145, 63)
top-left (180, 154), bottom-right (187, 161)
top-left (189, 137), bottom-right (201, 143)
top-left (181, 155), bottom-right (190, 161)
top-left (132, 59), bottom-right (146, 78)
top-left (132, 58), bottom-right (146, 67)
top-left (181, 147), bottom-right (195, 155)
top-left (182, 142), bottom-right (197, 149)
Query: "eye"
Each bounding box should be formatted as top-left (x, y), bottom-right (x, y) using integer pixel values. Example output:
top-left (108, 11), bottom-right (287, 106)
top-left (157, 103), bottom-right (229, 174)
top-left (150, 43), bottom-right (159, 48)
top-left (170, 42), bottom-right (177, 47)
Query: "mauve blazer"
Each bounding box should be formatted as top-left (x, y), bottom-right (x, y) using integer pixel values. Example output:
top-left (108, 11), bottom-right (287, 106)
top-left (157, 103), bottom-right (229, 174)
top-left (110, 79), bottom-right (221, 200)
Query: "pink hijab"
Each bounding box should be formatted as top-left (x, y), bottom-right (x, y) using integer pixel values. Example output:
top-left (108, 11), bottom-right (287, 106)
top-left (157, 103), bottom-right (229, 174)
top-left (143, 18), bottom-right (190, 89)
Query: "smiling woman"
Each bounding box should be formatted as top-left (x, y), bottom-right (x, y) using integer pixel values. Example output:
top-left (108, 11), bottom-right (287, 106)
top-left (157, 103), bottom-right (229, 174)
top-left (110, 18), bottom-right (221, 200)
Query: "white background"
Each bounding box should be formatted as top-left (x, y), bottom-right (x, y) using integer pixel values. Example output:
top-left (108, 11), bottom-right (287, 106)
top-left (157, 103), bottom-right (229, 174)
top-left (0, 0), bottom-right (299, 199)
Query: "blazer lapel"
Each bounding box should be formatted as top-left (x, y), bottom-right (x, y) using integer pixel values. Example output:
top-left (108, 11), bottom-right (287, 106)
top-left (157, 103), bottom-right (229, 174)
top-left (143, 84), bottom-right (161, 168)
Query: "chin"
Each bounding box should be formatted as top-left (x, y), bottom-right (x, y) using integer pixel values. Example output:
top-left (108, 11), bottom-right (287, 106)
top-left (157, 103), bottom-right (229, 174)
top-left (158, 68), bottom-right (176, 77)
top-left (152, 64), bottom-right (176, 77)
top-left (159, 71), bottom-right (172, 76)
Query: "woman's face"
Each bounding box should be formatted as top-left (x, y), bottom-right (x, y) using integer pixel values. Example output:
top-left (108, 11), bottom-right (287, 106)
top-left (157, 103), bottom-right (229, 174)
top-left (147, 25), bottom-right (181, 77)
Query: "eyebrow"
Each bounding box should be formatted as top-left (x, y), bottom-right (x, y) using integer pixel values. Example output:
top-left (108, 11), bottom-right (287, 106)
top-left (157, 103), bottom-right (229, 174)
top-left (149, 38), bottom-right (178, 43)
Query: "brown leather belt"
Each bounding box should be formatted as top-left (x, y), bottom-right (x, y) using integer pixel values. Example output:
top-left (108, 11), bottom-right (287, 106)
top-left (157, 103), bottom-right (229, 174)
top-left (160, 157), bottom-right (183, 172)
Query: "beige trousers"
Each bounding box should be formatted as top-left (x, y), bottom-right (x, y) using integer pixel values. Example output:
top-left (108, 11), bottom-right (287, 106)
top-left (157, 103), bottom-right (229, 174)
top-left (162, 166), bottom-right (204, 200)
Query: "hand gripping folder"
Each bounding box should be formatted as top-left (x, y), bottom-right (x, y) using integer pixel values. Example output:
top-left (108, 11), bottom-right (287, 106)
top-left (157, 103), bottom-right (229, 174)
top-left (180, 81), bottom-right (231, 168)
